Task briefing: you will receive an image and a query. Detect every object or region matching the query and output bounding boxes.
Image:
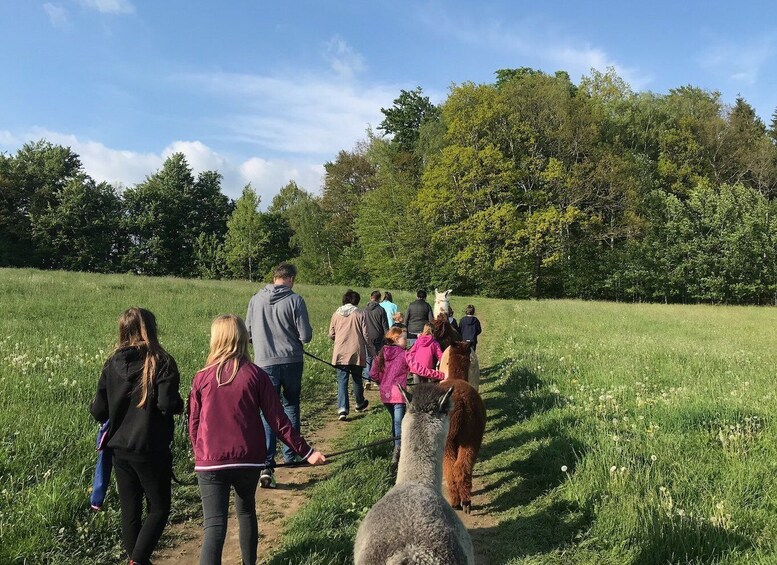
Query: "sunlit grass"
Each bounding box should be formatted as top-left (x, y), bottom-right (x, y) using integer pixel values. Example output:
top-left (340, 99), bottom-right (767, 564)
top-left (4, 269), bottom-right (777, 563)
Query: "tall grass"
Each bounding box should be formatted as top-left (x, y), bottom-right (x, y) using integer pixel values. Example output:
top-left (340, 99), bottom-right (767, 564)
top-left (4, 269), bottom-right (777, 563)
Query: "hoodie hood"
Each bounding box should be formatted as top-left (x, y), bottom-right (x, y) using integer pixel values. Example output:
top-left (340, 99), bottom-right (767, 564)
top-left (415, 334), bottom-right (436, 346)
top-left (365, 301), bottom-right (381, 312)
top-left (336, 304), bottom-right (358, 317)
top-left (258, 284), bottom-right (294, 305)
top-left (381, 344), bottom-right (406, 362)
top-left (108, 346), bottom-right (145, 381)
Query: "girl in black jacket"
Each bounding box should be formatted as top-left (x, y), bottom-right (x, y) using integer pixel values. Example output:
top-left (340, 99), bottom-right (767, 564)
top-left (90, 307), bottom-right (183, 565)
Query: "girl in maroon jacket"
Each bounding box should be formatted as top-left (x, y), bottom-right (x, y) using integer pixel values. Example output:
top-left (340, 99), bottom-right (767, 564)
top-left (188, 314), bottom-right (325, 565)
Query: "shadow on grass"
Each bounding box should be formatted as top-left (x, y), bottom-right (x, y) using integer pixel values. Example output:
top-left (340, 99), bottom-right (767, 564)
top-left (633, 513), bottom-right (753, 565)
top-left (471, 499), bottom-right (592, 562)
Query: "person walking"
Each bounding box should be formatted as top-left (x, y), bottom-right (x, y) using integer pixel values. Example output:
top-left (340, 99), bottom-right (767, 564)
top-left (369, 326), bottom-right (445, 467)
top-left (363, 290), bottom-right (390, 386)
top-left (329, 289), bottom-right (375, 421)
top-left (189, 314), bottom-right (325, 565)
top-left (405, 289), bottom-right (434, 346)
top-left (460, 304), bottom-right (483, 351)
top-left (245, 262), bottom-right (313, 489)
top-left (90, 307), bottom-right (183, 565)
top-left (379, 291), bottom-right (399, 328)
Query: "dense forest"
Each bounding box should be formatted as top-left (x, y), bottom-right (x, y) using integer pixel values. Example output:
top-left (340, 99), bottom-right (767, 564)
top-left (4, 67), bottom-right (777, 303)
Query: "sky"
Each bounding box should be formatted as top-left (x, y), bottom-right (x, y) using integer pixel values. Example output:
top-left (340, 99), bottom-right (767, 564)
top-left (2, 1), bottom-right (777, 204)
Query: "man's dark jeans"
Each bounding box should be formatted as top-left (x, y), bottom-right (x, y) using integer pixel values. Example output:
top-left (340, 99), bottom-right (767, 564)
top-left (260, 362), bottom-right (303, 465)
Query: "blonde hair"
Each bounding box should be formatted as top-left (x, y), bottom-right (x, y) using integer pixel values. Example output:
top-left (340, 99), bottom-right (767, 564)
top-left (392, 311), bottom-right (404, 323)
top-left (420, 322), bottom-right (434, 336)
top-left (115, 307), bottom-right (169, 409)
top-left (205, 314), bottom-right (250, 386)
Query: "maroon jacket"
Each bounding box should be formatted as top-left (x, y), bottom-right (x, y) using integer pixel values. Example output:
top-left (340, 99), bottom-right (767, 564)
top-left (188, 358), bottom-right (312, 470)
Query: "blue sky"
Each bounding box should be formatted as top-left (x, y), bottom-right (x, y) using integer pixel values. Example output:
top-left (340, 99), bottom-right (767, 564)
top-left (2, 1), bottom-right (776, 203)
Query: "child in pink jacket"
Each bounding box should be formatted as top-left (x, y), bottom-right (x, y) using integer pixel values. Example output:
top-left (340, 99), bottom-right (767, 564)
top-left (370, 326), bottom-right (444, 466)
top-left (407, 322), bottom-right (443, 384)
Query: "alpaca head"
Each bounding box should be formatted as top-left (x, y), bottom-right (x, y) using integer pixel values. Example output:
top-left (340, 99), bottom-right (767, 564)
top-left (433, 288), bottom-right (452, 317)
top-left (399, 383), bottom-right (454, 445)
top-left (444, 342), bottom-right (471, 381)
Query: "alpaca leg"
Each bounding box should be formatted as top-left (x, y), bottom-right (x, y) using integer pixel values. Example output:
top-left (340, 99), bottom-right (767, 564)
top-left (454, 446), bottom-right (477, 514)
top-left (443, 445), bottom-right (460, 508)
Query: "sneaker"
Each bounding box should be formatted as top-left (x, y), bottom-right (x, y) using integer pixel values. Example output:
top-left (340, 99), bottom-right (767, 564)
top-left (355, 400), bottom-right (369, 412)
top-left (338, 411), bottom-right (348, 421)
top-left (259, 468), bottom-right (276, 489)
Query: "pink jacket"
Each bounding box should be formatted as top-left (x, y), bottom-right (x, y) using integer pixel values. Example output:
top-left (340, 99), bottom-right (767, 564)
top-left (408, 335), bottom-right (443, 371)
top-left (370, 345), bottom-right (445, 404)
top-left (188, 359), bottom-right (312, 470)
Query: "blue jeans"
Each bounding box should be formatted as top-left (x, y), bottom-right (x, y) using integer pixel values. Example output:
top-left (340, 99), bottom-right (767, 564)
top-left (91, 421), bottom-right (112, 509)
top-left (336, 364), bottom-right (365, 415)
top-left (260, 362), bottom-right (302, 465)
top-left (384, 403), bottom-right (405, 447)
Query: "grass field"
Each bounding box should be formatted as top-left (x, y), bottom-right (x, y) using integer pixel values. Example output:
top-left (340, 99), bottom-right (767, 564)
top-left (3, 268), bottom-right (777, 564)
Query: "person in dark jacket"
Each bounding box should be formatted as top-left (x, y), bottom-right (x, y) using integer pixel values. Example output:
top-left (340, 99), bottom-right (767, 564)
top-left (189, 314), bottom-right (325, 565)
top-left (245, 262), bottom-right (313, 488)
top-left (363, 290), bottom-right (389, 385)
top-left (90, 307), bottom-right (183, 565)
top-left (459, 304), bottom-right (483, 351)
top-left (405, 289), bottom-right (434, 345)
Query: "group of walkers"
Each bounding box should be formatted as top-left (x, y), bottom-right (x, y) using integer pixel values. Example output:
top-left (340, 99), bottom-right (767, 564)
top-left (87, 262), bottom-right (482, 564)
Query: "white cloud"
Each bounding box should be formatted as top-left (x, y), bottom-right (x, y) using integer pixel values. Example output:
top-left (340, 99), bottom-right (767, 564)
top-left (424, 10), bottom-right (650, 90)
top-left (78, 0), bottom-right (135, 15)
top-left (699, 36), bottom-right (776, 85)
top-left (324, 35), bottom-right (366, 79)
top-left (43, 3), bottom-right (69, 28)
top-left (0, 129), bottom-right (323, 205)
top-left (181, 71), bottom-right (400, 156)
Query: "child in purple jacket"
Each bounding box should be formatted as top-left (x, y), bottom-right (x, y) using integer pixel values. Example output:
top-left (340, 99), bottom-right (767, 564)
top-left (370, 326), bottom-right (444, 466)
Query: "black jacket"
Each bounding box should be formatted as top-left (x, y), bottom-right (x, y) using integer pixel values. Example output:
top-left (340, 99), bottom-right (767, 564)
top-left (90, 347), bottom-right (183, 457)
top-left (405, 299), bottom-right (434, 338)
top-left (364, 300), bottom-right (390, 350)
top-left (459, 315), bottom-right (482, 343)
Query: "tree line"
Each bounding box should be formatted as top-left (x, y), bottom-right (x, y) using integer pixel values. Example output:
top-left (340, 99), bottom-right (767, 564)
top-left (4, 66), bottom-right (777, 303)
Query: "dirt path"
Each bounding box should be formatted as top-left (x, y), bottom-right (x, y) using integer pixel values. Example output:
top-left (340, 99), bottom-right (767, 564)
top-left (156, 386), bottom-right (498, 564)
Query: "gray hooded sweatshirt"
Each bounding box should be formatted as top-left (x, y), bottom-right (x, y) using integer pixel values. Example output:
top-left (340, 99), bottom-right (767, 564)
top-left (246, 284), bottom-right (313, 366)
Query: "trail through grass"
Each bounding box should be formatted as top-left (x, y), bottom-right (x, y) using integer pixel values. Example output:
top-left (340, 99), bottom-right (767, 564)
top-left (4, 268), bottom-right (777, 563)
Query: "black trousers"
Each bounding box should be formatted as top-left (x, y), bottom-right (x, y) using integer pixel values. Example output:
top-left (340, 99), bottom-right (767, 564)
top-left (113, 453), bottom-right (172, 565)
top-left (197, 468), bottom-right (261, 565)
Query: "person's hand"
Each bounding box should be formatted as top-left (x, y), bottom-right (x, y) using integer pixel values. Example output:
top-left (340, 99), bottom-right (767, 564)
top-left (307, 451), bottom-right (326, 465)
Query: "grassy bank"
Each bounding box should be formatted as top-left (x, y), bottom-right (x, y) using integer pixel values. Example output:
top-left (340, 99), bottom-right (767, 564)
top-left (4, 268), bottom-right (777, 563)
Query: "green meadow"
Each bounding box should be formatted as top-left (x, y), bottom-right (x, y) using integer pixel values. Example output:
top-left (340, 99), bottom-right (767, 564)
top-left (2, 268), bottom-right (777, 564)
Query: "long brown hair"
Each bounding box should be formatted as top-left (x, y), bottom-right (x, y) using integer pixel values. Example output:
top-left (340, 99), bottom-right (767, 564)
top-left (204, 314), bottom-right (250, 386)
top-left (116, 307), bottom-right (169, 408)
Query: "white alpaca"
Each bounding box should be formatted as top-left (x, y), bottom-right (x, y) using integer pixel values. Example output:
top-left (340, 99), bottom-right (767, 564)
top-left (354, 384), bottom-right (474, 565)
top-left (433, 288), bottom-right (452, 318)
top-left (440, 346), bottom-right (480, 391)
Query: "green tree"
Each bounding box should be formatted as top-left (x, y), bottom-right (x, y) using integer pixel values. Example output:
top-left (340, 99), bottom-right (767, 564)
top-left (379, 87), bottom-right (441, 152)
top-left (224, 185), bottom-right (266, 281)
top-left (31, 176), bottom-right (124, 272)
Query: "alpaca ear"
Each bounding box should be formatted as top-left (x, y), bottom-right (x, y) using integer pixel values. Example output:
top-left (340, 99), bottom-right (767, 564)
top-left (398, 384), bottom-right (412, 404)
top-left (439, 386), bottom-right (454, 413)
top-left (445, 289), bottom-right (452, 297)
top-left (434, 287), bottom-right (439, 295)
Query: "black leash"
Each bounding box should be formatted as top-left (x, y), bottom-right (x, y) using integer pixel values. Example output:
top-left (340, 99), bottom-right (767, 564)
top-left (303, 349), bottom-right (373, 382)
top-left (172, 435), bottom-right (400, 486)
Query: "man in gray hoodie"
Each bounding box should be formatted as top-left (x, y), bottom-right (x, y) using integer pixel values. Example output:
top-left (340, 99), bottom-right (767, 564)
top-left (246, 262), bottom-right (313, 488)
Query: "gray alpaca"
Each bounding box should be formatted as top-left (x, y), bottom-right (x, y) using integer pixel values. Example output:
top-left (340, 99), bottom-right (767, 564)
top-left (354, 384), bottom-right (475, 565)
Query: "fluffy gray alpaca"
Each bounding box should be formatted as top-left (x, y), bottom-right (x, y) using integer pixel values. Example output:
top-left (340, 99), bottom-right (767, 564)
top-left (354, 383), bottom-right (475, 565)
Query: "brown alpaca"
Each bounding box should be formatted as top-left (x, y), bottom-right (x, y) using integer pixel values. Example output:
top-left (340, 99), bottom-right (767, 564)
top-left (432, 313), bottom-right (462, 351)
top-left (438, 342), bottom-right (486, 513)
